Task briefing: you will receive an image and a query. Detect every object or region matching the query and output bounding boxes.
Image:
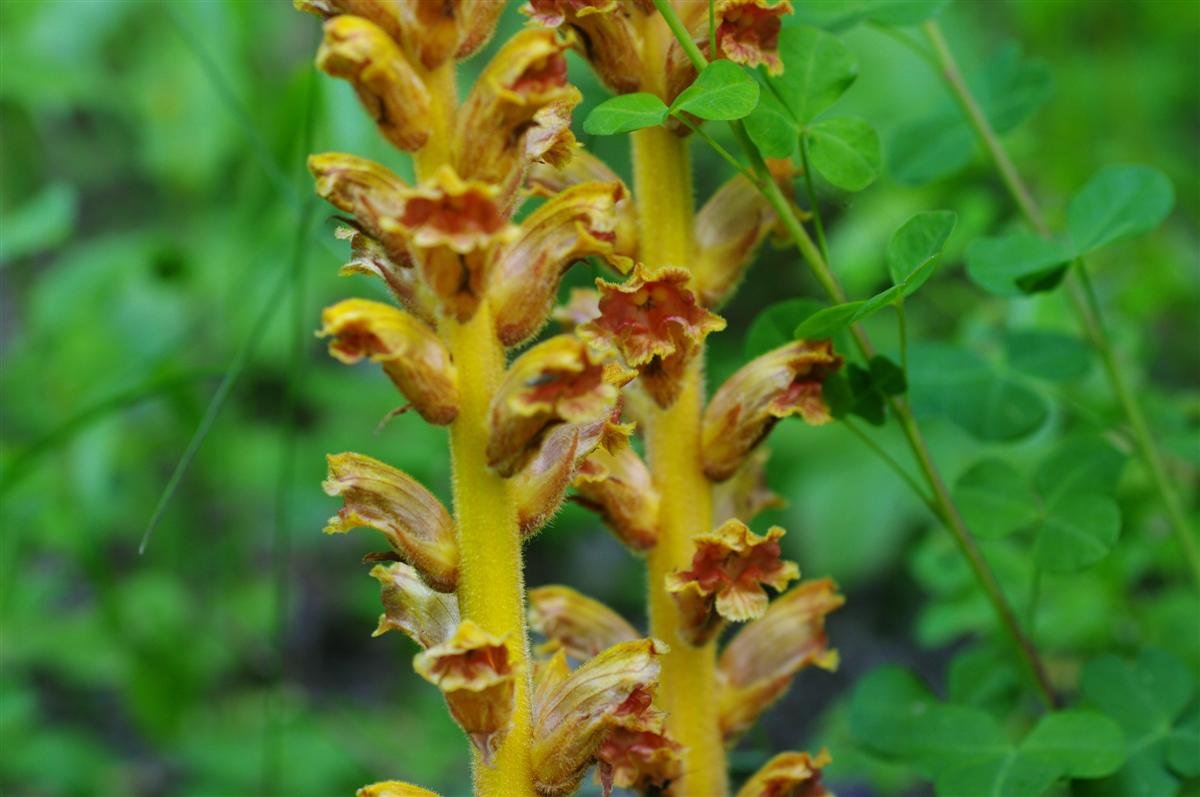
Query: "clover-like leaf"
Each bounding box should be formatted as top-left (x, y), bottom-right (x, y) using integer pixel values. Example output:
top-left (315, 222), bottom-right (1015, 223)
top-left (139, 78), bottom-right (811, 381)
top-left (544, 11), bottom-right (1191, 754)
top-left (746, 298), bottom-right (825, 359)
top-left (671, 59), bottom-right (760, 121)
top-left (952, 459), bottom-right (1040, 540)
top-left (805, 116), bottom-right (881, 192)
top-left (964, 232), bottom-right (1074, 296)
top-left (1034, 436), bottom-right (1127, 503)
top-left (583, 93), bottom-right (669, 135)
top-left (1067, 164), bottom-right (1174, 255)
top-left (1034, 492), bottom-right (1120, 573)
top-left (743, 76), bottom-right (799, 158)
top-left (772, 26), bottom-right (858, 124)
top-left (1004, 330), bottom-right (1092, 382)
top-left (886, 210), bottom-right (957, 293)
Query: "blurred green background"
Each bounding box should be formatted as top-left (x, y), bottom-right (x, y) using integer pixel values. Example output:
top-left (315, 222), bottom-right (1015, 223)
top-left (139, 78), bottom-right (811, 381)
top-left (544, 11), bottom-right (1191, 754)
top-left (1, 1), bottom-right (1197, 796)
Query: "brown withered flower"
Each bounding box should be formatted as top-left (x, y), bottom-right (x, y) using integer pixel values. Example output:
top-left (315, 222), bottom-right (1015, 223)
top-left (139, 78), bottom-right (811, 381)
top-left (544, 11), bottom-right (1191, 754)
top-left (694, 172), bottom-right (779, 308)
top-left (735, 749), bottom-right (833, 797)
top-left (319, 298), bottom-right (458, 424)
top-left (323, 452), bottom-right (459, 592)
top-left (525, 0), bottom-right (647, 95)
top-left (528, 584), bottom-right (640, 660)
top-left (583, 264), bottom-right (726, 408)
top-left (315, 15), bottom-right (432, 152)
top-left (718, 578), bottom-right (843, 741)
top-left (666, 519), bottom-right (799, 645)
top-left (309, 152), bottom-right (412, 262)
top-left (596, 717), bottom-right (683, 797)
top-left (370, 561), bottom-right (461, 648)
top-left (530, 638), bottom-right (667, 797)
top-left (702, 339), bottom-right (843, 481)
top-left (413, 620), bottom-right (517, 764)
top-left (335, 227), bottom-right (438, 326)
top-left (488, 180), bottom-right (629, 347)
top-left (486, 335), bottom-right (634, 476)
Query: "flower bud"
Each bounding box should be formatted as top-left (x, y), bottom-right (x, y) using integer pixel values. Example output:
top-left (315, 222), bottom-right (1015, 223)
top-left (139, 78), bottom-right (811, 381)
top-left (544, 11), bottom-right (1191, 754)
top-left (529, 151), bottom-right (637, 261)
top-left (718, 578), bottom-right (843, 741)
top-left (702, 340), bottom-right (842, 481)
top-left (573, 436), bottom-right (659, 551)
top-left (316, 15), bottom-right (432, 152)
top-left (456, 28), bottom-right (580, 210)
top-left (489, 181), bottom-right (628, 347)
top-left (712, 449), bottom-right (784, 525)
top-left (413, 620), bottom-right (516, 764)
top-left (694, 173), bottom-right (778, 308)
top-left (323, 452), bottom-right (458, 592)
top-left (526, 0), bottom-right (647, 95)
top-left (735, 749), bottom-right (832, 797)
top-left (528, 585), bottom-right (639, 661)
top-left (486, 335), bottom-right (634, 476)
top-left (583, 264), bottom-right (726, 408)
top-left (531, 638), bottom-right (667, 797)
top-left (335, 227), bottom-right (438, 326)
top-left (319, 298), bottom-right (458, 425)
top-left (309, 152), bottom-right (411, 262)
top-left (665, 519), bottom-right (798, 645)
top-left (369, 561), bottom-right (460, 648)
top-left (356, 780), bottom-right (442, 797)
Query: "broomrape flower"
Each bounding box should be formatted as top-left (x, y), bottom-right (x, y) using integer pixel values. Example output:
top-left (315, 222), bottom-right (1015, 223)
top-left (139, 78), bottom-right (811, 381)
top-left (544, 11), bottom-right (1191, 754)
top-left (356, 781), bottom-right (443, 797)
top-left (735, 749), bottom-right (833, 797)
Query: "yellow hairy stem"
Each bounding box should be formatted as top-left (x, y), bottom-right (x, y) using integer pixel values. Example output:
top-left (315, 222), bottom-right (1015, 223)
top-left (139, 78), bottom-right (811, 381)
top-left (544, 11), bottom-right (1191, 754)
top-left (632, 86), bottom-right (729, 797)
top-left (415, 66), bottom-right (536, 797)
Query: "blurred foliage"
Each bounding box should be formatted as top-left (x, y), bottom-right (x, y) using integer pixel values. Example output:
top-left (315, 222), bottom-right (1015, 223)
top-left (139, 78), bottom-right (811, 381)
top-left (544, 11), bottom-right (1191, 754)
top-left (1, 1), bottom-right (1197, 796)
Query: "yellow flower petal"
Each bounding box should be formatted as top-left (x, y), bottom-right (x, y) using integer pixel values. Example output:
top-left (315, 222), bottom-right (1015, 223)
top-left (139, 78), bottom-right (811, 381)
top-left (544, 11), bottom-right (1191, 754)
top-left (528, 585), bottom-right (639, 661)
top-left (734, 749), bottom-right (832, 797)
top-left (531, 638), bottom-right (667, 797)
top-left (486, 335), bottom-right (634, 476)
top-left (315, 15), bottom-right (432, 152)
top-left (323, 452), bottom-right (458, 592)
top-left (308, 152), bottom-right (411, 263)
top-left (529, 150), bottom-right (637, 261)
top-left (526, 0), bottom-right (647, 94)
top-left (488, 180), bottom-right (627, 347)
top-left (572, 434), bottom-right (660, 551)
top-left (369, 561), bottom-right (460, 648)
top-left (413, 620), bottom-right (516, 765)
top-left (582, 264), bottom-right (726, 408)
top-left (718, 579), bottom-right (844, 741)
top-left (701, 339), bottom-right (843, 481)
top-left (318, 298), bottom-right (458, 425)
top-left (356, 780), bottom-right (442, 797)
top-left (694, 173), bottom-right (778, 308)
top-left (665, 519), bottom-right (799, 645)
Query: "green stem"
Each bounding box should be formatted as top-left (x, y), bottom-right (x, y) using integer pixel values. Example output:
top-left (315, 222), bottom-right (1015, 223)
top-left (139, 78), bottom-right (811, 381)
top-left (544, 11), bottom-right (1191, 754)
top-left (843, 419), bottom-right (935, 513)
top-left (650, 0), bottom-right (1057, 709)
top-left (922, 19), bottom-right (1200, 591)
top-left (798, 134), bottom-right (831, 263)
top-left (896, 300), bottom-right (909, 375)
top-left (670, 113), bottom-right (756, 181)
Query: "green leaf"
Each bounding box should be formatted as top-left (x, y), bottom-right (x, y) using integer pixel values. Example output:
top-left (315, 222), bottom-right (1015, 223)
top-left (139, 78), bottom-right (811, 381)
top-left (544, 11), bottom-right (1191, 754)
top-left (1004, 330), bottom-right (1092, 382)
top-left (0, 182), bottom-right (79, 264)
top-left (948, 646), bottom-right (1020, 713)
top-left (952, 459), bottom-right (1040, 539)
top-left (1166, 714), bottom-right (1200, 778)
top-left (886, 210), bottom-right (958, 294)
top-left (791, 0), bottom-right (949, 30)
top-left (794, 300), bottom-right (864, 340)
top-left (1067, 164), bottom-right (1175, 254)
top-left (773, 26), bottom-right (858, 123)
top-left (1034, 492), bottom-right (1120, 572)
top-left (805, 115), bottom-right (881, 191)
top-left (743, 77), bottom-right (799, 158)
top-left (670, 59), bottom-right (760, 121)
top-left (865, 0), bottom-right (951, 25)
top-left (932, 752), bottom-right (1060, 797)
top-left (582, 93), bottom-right (669, 135)
top-left (908, 344), bottom-right (1048, 441)
top-left (846, 364), bottom-right (886, 425)
top-left (965, 232), bottom-right (1074, 296)
top-left (1035, 437), bottom-right (1127, 502)
top-left (888, 116), bottom-right (974, 186)
top-left (1022, 711), bottom-right (1126, 779)
top-left (869, 355), bottom-right (906, 396)
top-left (745, 298), bottom-right (824, 359)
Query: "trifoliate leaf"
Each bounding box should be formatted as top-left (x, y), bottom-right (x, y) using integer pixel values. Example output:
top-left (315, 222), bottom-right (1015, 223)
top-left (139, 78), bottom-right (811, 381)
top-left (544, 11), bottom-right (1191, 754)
top-left (743, 76), bottom-right (799, 158)
top-left (886, 210), bottom-right (958, 294)
top-left (1066, 164), bottom-right (1175, 255)
top-left (1004, 330), bottom-right (1092, 382)
top-left (952, 459), bottom-right (1040, 539)
top-left (1021, 711), bottom-right (1126, 779)
top-left (964, 232), bottom-right (1074, 296)
top-left (805, 115), bottom-right (881, 191)
top-left (582, 93), bottom-right (669, 135)
top-left (773, 26), bottom-right (858, 123)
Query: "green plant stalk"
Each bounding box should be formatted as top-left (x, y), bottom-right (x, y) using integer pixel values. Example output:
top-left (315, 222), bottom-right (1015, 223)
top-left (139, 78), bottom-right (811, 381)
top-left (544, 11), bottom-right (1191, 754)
top-left (651, 0), bottom-right (1057, 709)
top-left (922, 20), bottom-right (1200, 591)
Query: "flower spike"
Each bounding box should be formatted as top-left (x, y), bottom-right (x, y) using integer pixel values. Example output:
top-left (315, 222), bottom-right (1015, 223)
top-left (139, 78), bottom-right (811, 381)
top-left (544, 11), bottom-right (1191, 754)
top-left (356, 781), bottom-right (443, 797)
top-left (315, 15), bottom-right (432, 152)
top-left (370, 561), bottom-right (460, 648)
top-left (414, 620), bottom-right (517, 765)
top-left (323, 453), bottom-right (459, 592)
top-left (583, 264), bottom-right (726, 408)
top-left (526, 0), bottom-right (647, 95)
top-left (486, 335), bottom-right (634, 476)
top-left (694, 173), bottom-right (778, 308)
top-left (702, 339), bottom-right (843, 481)
top-left (528, 584), bottom-right (639, 661)
top-left (319, 298), bottom-right (458, 425)
top-left (735, 749), bottom-right (833, 797)
top-left (489, 180), bottom-right (629, 347)
top-left (666, 519), bottom-right (799, 645)
top-left (718, 578), bottom-right (844, 741)
top-left (531, 638), bottom-right (667, 797)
